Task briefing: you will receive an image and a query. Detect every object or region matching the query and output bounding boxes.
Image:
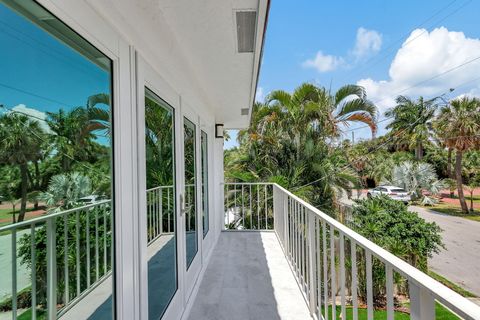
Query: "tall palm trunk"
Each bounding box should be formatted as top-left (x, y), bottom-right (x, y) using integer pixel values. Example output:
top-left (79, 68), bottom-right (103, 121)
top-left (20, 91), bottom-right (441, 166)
top-left (470, 190), bottom-right (474, 212)
top-left (455, 151), bottom-right (468, 213)
top-left (18, 163), bottom-right (29, 222)
top-left (34, 160), bottom-right (40, 210)
top-left (447, 148), bottom-right (454, 197)
top-left (415, 141), bottom-right (423, 160)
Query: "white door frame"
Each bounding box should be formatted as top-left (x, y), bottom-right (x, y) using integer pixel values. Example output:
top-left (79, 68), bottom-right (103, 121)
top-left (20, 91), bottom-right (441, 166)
top-left (199, 119), bottom-right (215, 262)
top-left (136, 54), bottom-right (185, 320)
top-left (180, 101), bottom-right (203, 303)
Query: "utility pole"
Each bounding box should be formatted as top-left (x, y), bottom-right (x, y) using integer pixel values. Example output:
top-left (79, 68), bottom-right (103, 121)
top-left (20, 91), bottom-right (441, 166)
top-left (351, 131), bottom-right (355, 144)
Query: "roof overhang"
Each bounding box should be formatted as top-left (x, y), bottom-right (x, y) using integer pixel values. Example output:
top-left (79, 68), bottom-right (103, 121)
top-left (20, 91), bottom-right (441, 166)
top-left (88, 0), bottom-right (270, 130)
top-left (157, 0), bottom-right (270, 129)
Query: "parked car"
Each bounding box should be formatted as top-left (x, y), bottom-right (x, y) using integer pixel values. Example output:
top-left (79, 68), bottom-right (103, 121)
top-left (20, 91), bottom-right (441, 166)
top-left (77, 195), bottom-right (108, 205)
top-left (367, 185), bottom-right (411, 204)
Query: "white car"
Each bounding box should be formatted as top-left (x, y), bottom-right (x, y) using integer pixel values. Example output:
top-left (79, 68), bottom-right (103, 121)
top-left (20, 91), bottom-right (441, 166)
top-left (77, 195), bottom-right (108, 205)
top-left (367, 185), bottom-right (411, 204)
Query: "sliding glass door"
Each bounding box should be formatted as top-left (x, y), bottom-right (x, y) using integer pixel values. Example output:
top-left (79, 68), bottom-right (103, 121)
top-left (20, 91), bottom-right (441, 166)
top-left (144, 89), bottom-right (178, 319)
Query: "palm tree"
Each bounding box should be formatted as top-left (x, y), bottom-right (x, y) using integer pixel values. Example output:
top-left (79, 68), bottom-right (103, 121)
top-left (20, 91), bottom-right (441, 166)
top-left (0, 113), bottom-right (43, 222)
top-left (385, 161), bottom-right (446, 202)
top-left (39, 172), bottom-right (92, 211)
top-left (231, 83), bottom-right (374, 210)
top-left (385, 96), bottom-right (438, 160)
top-left (266, 83), bottom-right (378, 141)
top-left (46, 93), bottom-right (111, 172)
top-left (434, 97), bottom-right (480, 213)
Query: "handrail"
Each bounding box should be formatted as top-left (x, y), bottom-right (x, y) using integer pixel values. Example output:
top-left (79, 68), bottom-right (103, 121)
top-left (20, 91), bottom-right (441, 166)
top-left (0, 200), bottom-right (111, 232)
top-left (1, 185), bottom-right (174, 319)
top-left (146, 185), bottom-right (173, 192)
top-left (273, 183), bottom-right (480, 319)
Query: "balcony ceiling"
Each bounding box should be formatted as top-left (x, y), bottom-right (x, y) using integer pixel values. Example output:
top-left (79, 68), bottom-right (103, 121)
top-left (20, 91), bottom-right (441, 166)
top-left (89, 0), bottom-right (269, 129)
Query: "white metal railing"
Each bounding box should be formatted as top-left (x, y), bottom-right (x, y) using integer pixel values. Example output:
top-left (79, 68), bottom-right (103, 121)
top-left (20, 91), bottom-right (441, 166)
top-left (0, 200), bottom-right (112, 319)
top-left (0, 186), bottom-right (174, 319)
top-left (223, 183), bottom-right (273, 230)
top-left (224, 182), bottom-right (480, 319)
top-left (146, 185), bottom-right (175, 243)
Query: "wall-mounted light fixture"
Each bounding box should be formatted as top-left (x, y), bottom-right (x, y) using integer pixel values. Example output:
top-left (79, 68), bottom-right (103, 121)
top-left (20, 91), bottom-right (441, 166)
top-left (215, 124), bottom-right (224, 138)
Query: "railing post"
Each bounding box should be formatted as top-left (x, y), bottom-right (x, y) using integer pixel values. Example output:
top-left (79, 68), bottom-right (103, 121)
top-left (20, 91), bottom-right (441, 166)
top-left (46, 218), bottom-right (57, 319)
top-left (273, 185), bottom-right (283, 238)
top-left (409, 281), bottom-right (435, 320)
top-left (307, 210), bottom-right (316, 315)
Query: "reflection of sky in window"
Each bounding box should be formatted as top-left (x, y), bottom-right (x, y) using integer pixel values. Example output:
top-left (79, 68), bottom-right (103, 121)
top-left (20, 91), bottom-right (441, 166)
top-left (0, 3), bottom-right (110, 143)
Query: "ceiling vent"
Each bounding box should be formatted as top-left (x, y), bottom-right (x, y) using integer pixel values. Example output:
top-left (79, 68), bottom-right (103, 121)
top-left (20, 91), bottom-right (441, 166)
top-left (241, 108), bottom-right (249, 116)
top-left (236, 11), bottom-right (257, 53)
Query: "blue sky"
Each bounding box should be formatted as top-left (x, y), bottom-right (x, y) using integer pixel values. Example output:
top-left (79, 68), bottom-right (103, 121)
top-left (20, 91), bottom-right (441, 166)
top-left (0, 2), bottom-right (110, 137)
top-left (224, 0), bottom-right (480, 149)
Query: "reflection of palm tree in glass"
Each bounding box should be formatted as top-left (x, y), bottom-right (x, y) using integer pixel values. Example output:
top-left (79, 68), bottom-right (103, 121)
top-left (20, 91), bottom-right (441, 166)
top-left (0, 113), bottom-right (43, 222)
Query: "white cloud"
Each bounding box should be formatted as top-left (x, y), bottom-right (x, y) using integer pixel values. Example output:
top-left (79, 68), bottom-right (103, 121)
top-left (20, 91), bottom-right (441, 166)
top-left (303, 28), bottom-right (382, 73)
top-left (302, 51), bottom-right (345, 73)
top-left (11, 104), bottom-right (52, 133)
top-left (255, 86), bottom-right (265, 102)
top-left (357, 27), bottom-right (480, 113)
top-left (352, 27), bottom-right (382, 60)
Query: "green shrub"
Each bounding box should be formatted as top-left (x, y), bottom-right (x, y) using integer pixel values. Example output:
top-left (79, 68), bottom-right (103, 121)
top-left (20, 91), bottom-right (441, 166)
top-left (351, 196), bottom-right (443, 307)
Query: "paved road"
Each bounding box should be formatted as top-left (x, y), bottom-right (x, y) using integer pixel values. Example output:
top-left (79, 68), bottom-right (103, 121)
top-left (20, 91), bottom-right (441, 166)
top-left (0, 230), bottom-right (30, 299)
top-left (409, 206), bottom-right (480, 296)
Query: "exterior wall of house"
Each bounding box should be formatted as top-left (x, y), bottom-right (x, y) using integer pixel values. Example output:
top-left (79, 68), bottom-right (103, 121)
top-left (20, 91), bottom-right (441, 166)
top-left (28, 0), bottom-right (236, 319)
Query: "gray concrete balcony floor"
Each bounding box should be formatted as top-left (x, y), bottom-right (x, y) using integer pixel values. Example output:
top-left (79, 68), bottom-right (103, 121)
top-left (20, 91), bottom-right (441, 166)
top-left (188, 232), bottom-right (311, 320)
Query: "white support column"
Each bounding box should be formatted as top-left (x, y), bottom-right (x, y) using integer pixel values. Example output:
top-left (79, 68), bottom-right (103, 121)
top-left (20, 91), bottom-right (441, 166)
top-left (409, 281), bottom-right (435, 320)
top-left (46, 219), bottom-right (57, 320)
top-left (307, 210), bottom-right (316, 315)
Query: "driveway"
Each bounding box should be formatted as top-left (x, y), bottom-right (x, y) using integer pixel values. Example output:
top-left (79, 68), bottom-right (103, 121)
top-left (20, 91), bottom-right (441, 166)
top-left (409, 206), bottom-right (480, 296)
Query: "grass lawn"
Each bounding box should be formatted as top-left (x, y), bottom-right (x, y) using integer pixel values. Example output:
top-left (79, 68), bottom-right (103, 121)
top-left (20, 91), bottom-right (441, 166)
top-left (324, 303), bottom-right (459, 319)
top-left (0, 206), bottom-right (45, 229)
top-left (17, 308), bottom-right (46, 320)
top-left (425, 203), bottom-right (480, 222)
top-left (0, 207), bottom-right (37, 221)
top-left (429, 271), bottom-right (477, 298)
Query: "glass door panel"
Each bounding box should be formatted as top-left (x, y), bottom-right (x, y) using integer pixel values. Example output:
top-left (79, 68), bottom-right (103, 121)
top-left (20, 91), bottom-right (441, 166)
top-left (183, 118), bottom-right (198, 268)
top-left (144, 88), bottom-right (177, 319)
top-left (201, 131), bottom-right (209, 237)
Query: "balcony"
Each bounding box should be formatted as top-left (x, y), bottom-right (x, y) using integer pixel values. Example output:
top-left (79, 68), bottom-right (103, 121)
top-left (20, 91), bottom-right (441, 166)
top-left (201, 182), bottom-right (480, 320)
top-left (2, 183), bottom-right (480, 320)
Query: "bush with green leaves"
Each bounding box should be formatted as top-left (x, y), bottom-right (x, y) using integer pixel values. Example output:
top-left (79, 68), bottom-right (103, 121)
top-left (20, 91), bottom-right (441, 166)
top-left (351, 196), bottom-right (443, 307)
top-left (16, 204), bottom-right (112, 310)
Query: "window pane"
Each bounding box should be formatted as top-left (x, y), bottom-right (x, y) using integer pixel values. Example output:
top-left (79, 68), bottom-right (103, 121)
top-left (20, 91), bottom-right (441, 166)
top-left (144, 88), bottom-right (177, 319)
top-left (184, 118), bottom-right (197, 268)
top-left (0, 1), bottom-right (114, 319)
top-left (201, 131), bottom-right (209, 237)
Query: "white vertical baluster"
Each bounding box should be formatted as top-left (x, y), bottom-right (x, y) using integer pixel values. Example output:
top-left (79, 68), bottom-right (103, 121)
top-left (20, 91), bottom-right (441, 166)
top-left (340, 232), bottom-right (346, 320)
top-left (241, 185), bottom-right (245, 229)
top-left (95, 208), bottom-right (99, 280)
top-left (86, 209), bottom-right (91, 287)
top-left (250, 184), bottom-right (253, 229)
top-left (316, 218), bottom-right (322, 318)
top-left (351, 240), bottom-right (358, 320)
top-left (264, 184), bottom-right (268, 229)
top-left (46, 218), bottom-right (57, 319)
top-left (366, 250), bottom-right (373, 320)
top-left (64, 213), bottom-right (69, 303)
top-left (330, 224), bottom-right (336, 320)
top-left (257, 186), bottom-right (260, 229)
top-left (76, 211), bottom-right (80, 296)
top-left (12, 228), bottom-right (17, 320)
top-left (31, 225), bottom-right (37, 320)
top-left (307, 210), bottom-right (316, 315)
top-left (322, 220), bottom-right (329, 320)
top-left (159, 188), bottom-right (163, 235)
top-left (386, 264), bottom-right (394, 320)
